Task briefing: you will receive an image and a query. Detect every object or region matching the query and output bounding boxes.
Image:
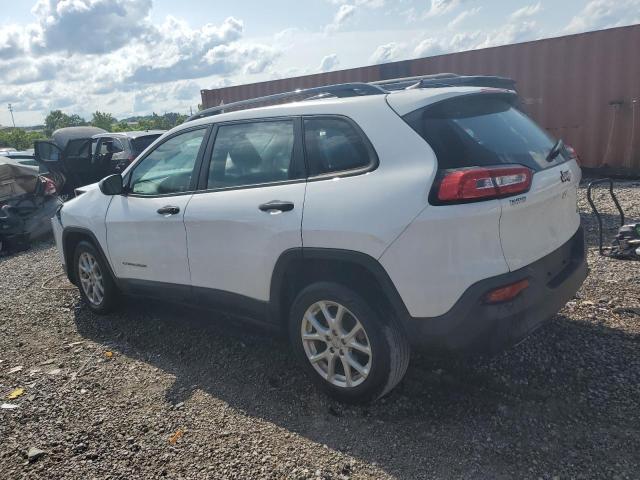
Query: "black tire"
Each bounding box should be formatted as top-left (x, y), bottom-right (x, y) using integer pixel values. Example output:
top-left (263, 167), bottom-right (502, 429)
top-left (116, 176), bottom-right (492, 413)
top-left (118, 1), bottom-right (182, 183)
top-left (288, 282), bottom-right (410, 403)
top-left (73, 240), bottom-right (118, 314)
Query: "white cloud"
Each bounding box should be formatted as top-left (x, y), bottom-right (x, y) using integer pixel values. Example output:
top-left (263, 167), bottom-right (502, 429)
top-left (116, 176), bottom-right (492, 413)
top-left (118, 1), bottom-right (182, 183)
top-left (29, 0), bottom-right (153, 55)
top-left (414, 38), bottom-right (447, 58)
top-left (319, 53), bottom-right (340, 72)
top-left (124, 17), bottom-right (277, 84)
top-left (369, 42), bottom-right (405, 64)
top-left (0, 25), bottom-right (29, 60)
top-left (424, 0), bottom-right (463, 18)
top-left (565, 0), bottom-right (640, 33)
top-left (326, 4), bottom-right (357, 32)
top-left (448, 7), bottom-right (481, 28)
top-left (510, 2), bottom-right (543, 21)
top-left (412, 13), bottom-right (542, 60)
top-left (0, 1), bottom-right (281, 123)
top-left (326, 0), bottom-right (384, 8)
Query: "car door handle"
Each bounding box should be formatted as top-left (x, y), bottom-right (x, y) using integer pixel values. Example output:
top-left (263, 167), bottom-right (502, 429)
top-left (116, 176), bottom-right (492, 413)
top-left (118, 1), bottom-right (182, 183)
top-left (157, 205), bottom-right (180, 215)
top-left (258, 201), bottom-right (294, 213)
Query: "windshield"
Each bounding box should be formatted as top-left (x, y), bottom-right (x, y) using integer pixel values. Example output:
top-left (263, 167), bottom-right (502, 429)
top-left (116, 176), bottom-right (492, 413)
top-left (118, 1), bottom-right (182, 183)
top-left (404, 94), bottom-right (568, 171)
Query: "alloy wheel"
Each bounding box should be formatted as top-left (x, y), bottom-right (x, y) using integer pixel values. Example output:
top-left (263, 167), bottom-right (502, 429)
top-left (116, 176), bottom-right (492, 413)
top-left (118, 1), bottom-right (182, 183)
top-left (301, 300), bottom-right (372, 388)
top-left (78, 251), bottom-right (104, 306)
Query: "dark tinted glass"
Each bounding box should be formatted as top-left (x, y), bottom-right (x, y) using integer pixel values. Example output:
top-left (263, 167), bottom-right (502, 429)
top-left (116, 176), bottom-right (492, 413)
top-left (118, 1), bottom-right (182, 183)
top-left (65, 139), bottom-right (91, 158)
top-left (207, 120), bottom-right (295, 189)
top-left (303, 117), bottom-right (373, 175)
top-left (132, 135), bottom-right (161, 155)
top-left (404, 95), bottom-right (565, 171)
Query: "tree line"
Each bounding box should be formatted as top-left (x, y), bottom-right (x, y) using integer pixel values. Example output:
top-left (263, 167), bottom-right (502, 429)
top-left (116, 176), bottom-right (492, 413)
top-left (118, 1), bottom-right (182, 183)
top-left (0, 110), bottom-right (189, 151)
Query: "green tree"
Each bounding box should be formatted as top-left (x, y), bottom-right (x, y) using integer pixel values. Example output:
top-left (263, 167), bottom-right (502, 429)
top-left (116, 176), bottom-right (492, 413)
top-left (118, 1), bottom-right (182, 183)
top-left (44, 110), bottom-right (70, 136)
top-left (91, 111), bottom-right (115, 131)
top-left (0, 128), bottom-right (46, 150)
top-left (112, 121), bottom-right (135, 132)
top-left (68, 114), bottom-right (87, 127)
top-left (43, 110), bottom-right (87, 136)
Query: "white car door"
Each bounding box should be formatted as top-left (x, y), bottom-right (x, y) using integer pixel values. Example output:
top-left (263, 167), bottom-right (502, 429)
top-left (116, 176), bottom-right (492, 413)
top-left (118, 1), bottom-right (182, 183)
top-left (105, 126), bottom-right (210, 295)
top-left (184, 118), bottom-right (306, 314)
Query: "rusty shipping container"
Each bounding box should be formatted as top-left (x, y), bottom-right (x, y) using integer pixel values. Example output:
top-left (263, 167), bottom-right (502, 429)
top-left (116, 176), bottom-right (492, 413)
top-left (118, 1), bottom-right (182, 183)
top-left (201, 24), bottom-right (640, 174)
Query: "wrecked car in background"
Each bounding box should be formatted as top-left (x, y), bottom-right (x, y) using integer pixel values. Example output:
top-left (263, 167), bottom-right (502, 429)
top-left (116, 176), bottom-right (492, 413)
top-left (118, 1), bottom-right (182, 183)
top-left (0, 157), bottom-right (61, 254)
top-left (34, 127), bottom-right (164, 195)
top-left (2, 149), bottom-right (39, 170)
top-left (34, 126), bottom-right (107, 196)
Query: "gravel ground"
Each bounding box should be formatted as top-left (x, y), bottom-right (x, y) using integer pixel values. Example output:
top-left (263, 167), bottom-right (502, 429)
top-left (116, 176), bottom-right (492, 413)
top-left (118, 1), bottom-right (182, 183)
top-left (1, 181), bottom-right (639, 479)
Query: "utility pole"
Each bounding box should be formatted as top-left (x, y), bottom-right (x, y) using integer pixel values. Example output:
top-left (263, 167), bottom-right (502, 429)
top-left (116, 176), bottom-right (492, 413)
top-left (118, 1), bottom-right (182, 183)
top-left (7, 104), bottom-right (16, 128)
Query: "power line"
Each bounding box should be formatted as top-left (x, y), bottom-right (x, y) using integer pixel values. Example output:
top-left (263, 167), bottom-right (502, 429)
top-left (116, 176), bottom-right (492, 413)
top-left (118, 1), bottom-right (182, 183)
top-left (7, 104), bottom-right (16, 128)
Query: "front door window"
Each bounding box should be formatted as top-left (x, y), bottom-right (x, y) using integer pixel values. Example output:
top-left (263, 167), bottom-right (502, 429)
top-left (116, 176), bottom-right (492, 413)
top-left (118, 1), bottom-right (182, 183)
top-left (129, 128), bottom-right (207, 196)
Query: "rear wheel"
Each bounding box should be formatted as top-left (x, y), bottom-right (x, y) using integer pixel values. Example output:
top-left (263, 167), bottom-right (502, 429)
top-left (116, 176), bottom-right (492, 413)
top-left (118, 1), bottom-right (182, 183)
top-left (289, 282), bottom-right (410, 403)
top-left (74, 240), bottom-right (117, 314)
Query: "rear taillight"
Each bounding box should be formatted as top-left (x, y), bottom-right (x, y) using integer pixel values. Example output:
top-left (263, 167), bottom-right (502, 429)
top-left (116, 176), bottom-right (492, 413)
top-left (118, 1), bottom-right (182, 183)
top-left (42, 177), bottom-right (57, 196)
top-left (436, 165), bottom-right (532, 203)
top-left (564, 144), bottom-right (579, 161)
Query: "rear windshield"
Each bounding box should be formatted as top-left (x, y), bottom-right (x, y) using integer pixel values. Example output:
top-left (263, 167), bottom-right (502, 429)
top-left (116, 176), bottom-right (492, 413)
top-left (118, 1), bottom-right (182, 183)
top-left (403, 94), bottom-right (567, 171)
top-left (131, 135), bottom-right (161, 155)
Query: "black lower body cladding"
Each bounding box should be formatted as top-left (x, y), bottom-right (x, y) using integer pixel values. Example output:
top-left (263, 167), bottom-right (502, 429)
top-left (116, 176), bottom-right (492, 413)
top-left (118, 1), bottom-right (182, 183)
top-left (405, 227), bottom-right (588, 354)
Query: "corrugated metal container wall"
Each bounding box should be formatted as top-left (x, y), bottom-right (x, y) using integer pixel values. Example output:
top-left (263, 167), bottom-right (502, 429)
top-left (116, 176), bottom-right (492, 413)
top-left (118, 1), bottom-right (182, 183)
top-left (201, 24), bottom-right (640, 173)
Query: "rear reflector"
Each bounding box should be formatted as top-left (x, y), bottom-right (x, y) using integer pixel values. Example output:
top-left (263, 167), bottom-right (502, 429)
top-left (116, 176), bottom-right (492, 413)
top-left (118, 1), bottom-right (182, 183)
top-left (437, 165), bottom-right (532, 203)
top-left (484, 279), bottom-right (529, 304)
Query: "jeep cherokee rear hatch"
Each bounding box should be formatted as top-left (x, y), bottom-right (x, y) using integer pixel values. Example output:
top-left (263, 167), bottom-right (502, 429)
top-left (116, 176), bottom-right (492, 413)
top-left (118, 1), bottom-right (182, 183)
top-left (398, 92), bottom-right (581, 271)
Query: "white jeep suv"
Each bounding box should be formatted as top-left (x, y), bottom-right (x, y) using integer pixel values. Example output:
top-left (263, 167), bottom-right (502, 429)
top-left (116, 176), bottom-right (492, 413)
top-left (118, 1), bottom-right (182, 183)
top-left (52, 76), bottom-right (588, 402)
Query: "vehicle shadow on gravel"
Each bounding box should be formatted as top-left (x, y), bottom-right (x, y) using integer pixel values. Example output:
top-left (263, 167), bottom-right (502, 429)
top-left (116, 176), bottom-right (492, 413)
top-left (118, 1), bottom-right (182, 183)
top-left (72, 296), bottom-right (640, 478)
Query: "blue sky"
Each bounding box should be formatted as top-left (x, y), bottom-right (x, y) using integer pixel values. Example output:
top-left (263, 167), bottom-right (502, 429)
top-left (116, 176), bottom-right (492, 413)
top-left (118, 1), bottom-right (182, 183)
top-left (0, 0), bottom-right (639, 126)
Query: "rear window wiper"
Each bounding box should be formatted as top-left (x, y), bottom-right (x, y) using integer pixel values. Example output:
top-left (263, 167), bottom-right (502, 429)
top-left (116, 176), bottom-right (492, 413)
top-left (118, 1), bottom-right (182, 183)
top-left (546, 139), bottom-right (564, 162)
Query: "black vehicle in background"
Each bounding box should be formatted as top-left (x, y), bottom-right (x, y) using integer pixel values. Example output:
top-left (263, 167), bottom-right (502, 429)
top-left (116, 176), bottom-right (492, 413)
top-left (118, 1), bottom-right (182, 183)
top-left (91, 130), bottom-right (164, 174)
top-left (34, 127), bottom-right (164, 196)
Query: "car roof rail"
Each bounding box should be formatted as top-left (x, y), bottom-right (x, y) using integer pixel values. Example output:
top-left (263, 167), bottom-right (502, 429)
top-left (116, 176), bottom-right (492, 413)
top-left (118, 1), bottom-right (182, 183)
top-left (372, 73), bottom-right (516, 91)
top-left (187, 82), bottom-right (387, 122)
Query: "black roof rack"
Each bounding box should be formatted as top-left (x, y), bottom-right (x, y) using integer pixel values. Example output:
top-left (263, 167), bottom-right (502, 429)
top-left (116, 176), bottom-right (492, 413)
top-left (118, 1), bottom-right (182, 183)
top-left (187, 82), bottom-right (386, 122)
top-left (187, 74), bottom-right (516, 123)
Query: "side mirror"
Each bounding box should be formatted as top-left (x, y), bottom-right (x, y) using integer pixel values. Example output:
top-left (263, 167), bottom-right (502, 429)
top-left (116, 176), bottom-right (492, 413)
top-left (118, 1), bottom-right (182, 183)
top-left (99, 174), bottom-right (124, 195)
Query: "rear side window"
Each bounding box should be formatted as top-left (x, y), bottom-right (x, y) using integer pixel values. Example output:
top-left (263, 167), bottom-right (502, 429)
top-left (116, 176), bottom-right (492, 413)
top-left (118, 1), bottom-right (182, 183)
top-left (207, 120), bottom-right (295, 189)
top-left (303, 117), bottom-right (374, 176)
top-left (404, 95), bottom-right (564, 172)
top-left (132, 135), bottom-right (161, 155)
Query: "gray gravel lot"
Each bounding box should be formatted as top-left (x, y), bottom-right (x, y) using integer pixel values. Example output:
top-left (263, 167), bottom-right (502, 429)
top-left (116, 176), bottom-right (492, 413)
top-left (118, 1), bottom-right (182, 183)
top-left (1, 181), bottom-right (639, 479)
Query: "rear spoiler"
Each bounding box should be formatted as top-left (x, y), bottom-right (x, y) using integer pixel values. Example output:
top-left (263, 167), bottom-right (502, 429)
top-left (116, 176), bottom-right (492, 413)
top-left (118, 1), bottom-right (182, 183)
top-left (372, 74), bottom-right (516, 92)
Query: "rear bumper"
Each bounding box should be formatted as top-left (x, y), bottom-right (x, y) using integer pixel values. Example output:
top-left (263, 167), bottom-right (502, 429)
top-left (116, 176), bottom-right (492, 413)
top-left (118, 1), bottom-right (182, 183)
top-left (404, 226), bottom-right (588, 354)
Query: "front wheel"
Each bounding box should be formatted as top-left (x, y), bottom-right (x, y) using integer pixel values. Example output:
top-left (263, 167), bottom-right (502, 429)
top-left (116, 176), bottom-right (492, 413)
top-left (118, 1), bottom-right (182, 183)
top-left (289, 282), bottom-right (410, 403)
top-left (74, 240), bottom-right (118, 314)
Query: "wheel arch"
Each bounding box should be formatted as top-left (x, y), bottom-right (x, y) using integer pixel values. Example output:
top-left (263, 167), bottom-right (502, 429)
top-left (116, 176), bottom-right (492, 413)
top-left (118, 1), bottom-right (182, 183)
top-left (269, 248), bottom-right (410, 328)
top-left (62, 227), bottom-right (117, 286)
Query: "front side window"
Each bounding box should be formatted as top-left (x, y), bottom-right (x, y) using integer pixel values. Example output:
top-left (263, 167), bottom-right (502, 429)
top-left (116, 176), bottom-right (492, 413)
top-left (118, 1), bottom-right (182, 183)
top-left (207, 120), bottom-right (295, 189)
top-left (129, 128), bottom-right (207, 195)
top-left (303, 117), bottom-right (373, 176)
